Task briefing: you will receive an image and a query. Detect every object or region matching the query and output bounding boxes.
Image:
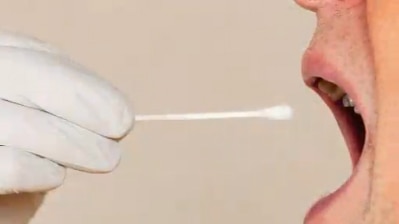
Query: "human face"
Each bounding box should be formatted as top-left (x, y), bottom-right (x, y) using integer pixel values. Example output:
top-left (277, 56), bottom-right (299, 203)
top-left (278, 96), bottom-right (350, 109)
top-left (294, 0), bottom-right (383, 223)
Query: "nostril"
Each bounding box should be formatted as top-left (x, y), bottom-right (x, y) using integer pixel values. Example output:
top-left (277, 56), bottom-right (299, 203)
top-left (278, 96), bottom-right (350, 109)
top-left (294, 0), bottom-right (319, 11)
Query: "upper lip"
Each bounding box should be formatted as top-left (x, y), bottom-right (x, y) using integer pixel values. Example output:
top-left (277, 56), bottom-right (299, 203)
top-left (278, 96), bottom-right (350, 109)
top-left (301, 52), bottom-right (368, 128)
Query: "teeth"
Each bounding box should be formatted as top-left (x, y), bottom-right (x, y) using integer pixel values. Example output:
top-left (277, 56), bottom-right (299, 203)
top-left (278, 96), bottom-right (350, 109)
top-left (342, 95), bottom-right (360, 114)
top-left (342, 94), bottom-right (355, 107)
top-left (316, 79), bottom-right (360, 115)
top-left (317, 80), bottom-right (346, 101)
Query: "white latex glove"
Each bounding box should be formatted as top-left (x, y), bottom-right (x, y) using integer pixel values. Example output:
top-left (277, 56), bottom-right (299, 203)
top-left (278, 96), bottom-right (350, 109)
top-left (0, 31), bottom-right (134, 194)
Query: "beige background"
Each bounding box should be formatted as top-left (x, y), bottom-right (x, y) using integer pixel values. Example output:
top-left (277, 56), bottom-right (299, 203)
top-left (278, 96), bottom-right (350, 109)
top-left (0, 0), bottom-right (351, 223)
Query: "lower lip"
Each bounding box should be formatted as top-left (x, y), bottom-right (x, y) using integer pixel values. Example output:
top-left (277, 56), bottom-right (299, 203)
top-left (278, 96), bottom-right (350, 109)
top-left (303, 169), bottom-right (360, 223)
top-left (302, 90), bottom-right (369, 222)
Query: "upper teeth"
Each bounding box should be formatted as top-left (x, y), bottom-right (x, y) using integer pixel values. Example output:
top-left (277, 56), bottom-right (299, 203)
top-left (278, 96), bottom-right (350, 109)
top-left (317, 79), bottom-right (345, 101)
top-left (317, 80), bottom-right (345, 101)
top-left (342, 95), bottom-right (354, 107)
top-left (316, 79), bottom-right (359, 114)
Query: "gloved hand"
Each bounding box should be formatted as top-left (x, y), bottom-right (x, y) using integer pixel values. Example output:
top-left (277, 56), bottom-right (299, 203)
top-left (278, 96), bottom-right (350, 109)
top-left (0, 31), bottom-right (134, 194)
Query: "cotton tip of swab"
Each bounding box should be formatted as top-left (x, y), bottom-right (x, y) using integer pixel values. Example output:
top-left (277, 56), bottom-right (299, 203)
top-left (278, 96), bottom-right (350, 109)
top-left (258, 104), bottom-right (293, 120)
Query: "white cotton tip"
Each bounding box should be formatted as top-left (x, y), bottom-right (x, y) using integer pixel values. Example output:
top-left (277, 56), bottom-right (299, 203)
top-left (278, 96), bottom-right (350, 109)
top-left (258, 104), bottom-right (293, 120)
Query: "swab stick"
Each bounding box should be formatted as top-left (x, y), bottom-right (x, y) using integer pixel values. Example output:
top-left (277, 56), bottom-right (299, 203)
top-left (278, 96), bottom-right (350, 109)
top-left (135, 104), bottom-right (293, 121)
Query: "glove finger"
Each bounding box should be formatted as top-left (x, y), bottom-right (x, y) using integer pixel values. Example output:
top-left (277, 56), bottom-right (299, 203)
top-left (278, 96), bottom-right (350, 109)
top-left (0, 100), bottom-right (121, 173)
top-left (0, 146), bottom-right (65, 194)
top-left (0, 45), bottom-right (133, 138)
top-left (0, 30), bottom-right (62, 54)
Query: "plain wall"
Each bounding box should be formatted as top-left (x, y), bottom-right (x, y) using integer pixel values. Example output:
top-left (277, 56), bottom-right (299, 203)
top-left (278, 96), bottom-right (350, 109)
top-left (0, 0), bottom-right (351, 223)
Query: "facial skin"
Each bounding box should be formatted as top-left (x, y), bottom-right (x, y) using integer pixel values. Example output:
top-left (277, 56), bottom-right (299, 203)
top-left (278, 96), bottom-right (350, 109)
top-left (295, 0), bottom-right (399, 223)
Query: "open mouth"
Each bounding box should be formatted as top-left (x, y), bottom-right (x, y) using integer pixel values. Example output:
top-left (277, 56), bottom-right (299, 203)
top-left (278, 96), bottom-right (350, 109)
top-left (306, 77), bottom-right (366, 167)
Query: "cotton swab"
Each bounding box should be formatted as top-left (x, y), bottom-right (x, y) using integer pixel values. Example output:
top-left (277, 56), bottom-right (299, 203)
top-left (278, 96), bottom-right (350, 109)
top-left (135, 104), bottom-right (293, 122)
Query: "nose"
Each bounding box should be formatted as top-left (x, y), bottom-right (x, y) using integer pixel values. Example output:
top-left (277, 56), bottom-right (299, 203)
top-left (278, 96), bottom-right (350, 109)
top-left (294, 0), bottom-right (318, 11)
